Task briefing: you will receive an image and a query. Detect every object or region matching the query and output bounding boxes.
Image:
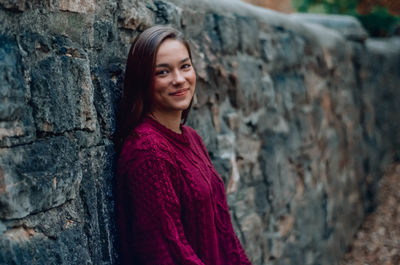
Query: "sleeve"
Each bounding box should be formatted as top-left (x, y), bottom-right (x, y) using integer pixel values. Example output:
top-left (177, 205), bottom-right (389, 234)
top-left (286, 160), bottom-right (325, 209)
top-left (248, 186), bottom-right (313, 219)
top-left (122, 153), bottom-right (205, 265)
top-left (189, 129), bottom-right (213, 163)
top-left (189, 129), bottom-right (252, 264)
top-left (234, 234), bottom-right (252, 264)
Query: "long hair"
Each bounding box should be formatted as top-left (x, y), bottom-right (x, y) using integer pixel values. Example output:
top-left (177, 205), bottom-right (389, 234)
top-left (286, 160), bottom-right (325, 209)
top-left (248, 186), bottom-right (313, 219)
top-left (115, 25), bottom-right (193, 153)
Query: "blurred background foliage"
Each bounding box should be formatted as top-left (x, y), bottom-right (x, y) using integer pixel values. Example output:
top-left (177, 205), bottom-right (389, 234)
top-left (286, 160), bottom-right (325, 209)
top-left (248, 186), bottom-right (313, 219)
top-left (291, 0), bottom-right (400, 37)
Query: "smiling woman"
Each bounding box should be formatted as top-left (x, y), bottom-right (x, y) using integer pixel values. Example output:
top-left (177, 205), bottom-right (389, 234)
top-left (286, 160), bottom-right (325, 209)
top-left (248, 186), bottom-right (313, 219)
top-left (151, 38), bottom-right (196, 132)
top-left (114, 25), bottom-right (252, 265)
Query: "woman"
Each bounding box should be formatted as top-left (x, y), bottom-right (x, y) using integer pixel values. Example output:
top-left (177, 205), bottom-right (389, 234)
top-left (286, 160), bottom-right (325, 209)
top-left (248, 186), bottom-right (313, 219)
top-left (115, 25), bottom-right (252, 265)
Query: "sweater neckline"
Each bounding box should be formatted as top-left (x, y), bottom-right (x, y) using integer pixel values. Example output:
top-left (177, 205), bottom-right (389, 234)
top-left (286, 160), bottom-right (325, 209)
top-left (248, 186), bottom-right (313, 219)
top-left (144, 116), bottom-right (190, 146)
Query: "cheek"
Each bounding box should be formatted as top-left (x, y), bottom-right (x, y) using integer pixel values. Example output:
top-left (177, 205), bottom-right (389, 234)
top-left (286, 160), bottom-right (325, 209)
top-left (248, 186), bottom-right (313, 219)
top-left (151, 82), bottom-right (164, 104)
top-left (188, 70), bottom-right (196, 84)
top-left (153, 78), bottom-right (167, 93)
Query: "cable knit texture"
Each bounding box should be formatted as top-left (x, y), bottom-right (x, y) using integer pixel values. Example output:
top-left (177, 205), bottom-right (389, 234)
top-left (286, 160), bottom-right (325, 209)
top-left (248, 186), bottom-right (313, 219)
top-left (116, 116), bottom-right (252, 265)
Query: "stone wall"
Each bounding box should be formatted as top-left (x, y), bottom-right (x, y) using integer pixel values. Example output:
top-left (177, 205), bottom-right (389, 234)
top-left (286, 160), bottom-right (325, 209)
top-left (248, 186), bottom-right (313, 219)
top-left (0, 0), bottom-right (399, 264)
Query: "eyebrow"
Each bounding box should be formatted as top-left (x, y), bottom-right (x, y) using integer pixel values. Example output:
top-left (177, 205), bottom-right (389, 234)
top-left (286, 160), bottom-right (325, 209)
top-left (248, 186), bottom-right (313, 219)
top-left (155, 57), bottom-right (190, 68)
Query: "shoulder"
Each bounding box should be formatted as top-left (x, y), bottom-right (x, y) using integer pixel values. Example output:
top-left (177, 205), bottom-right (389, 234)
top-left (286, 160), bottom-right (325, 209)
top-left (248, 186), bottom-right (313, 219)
top-left (118, 125), bottom-right (173, 170)
top-left (183, 125), bottom-right (208, 149)
top-left (182, 125), bottom-right (203, 143)
top-left (182, 124), bottom-right (196, 135)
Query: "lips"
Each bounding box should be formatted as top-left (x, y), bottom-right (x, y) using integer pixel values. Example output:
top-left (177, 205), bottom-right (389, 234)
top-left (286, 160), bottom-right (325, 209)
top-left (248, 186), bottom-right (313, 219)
top-left (169, 88), bottom-right (189, 96)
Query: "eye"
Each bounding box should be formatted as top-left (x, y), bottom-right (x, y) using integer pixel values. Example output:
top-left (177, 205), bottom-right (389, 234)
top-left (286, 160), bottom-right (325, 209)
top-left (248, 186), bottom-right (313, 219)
top-left (181, 63), bottom-right (192, 70)
top-left (155, 69), bottom-right (169, 76)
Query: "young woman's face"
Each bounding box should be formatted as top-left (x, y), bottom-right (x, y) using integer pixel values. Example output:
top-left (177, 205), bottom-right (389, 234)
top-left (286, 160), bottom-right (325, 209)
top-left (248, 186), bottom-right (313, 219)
top-left (151, 39), bottom-right (196, 116)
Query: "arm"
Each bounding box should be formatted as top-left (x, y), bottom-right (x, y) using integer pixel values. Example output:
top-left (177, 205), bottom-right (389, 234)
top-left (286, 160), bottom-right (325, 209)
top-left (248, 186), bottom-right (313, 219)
top-left (121, 153), bottom-right (205, 265)
top-left (190, 130), bottom-right (253, 264)
top-left (233, 234), bottom-right (252, 265)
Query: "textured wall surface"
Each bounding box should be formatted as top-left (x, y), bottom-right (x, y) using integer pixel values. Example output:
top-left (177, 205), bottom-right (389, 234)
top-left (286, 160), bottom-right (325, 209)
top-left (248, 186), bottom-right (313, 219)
top-left (0, 0), bottom-right (399, 264)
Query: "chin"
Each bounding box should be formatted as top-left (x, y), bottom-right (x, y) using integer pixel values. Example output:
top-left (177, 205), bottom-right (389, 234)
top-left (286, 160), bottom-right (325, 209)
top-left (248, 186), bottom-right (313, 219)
top-left (173, 98), bottom-right (192, 110)
top-left (175, 103), bottom-right (191, 111)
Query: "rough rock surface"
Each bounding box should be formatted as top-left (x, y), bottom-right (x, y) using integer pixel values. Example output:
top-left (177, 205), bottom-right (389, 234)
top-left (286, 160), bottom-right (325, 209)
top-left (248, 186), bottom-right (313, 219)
top-left (0, 0), bottom-right (399, 264)
top-left (290, 13), bottom-right (368, 41)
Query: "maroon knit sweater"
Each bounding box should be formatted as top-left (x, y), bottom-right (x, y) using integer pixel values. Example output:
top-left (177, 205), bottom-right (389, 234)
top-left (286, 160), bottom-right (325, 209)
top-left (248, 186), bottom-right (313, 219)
top-left (116, 116), bottom-right (252, 265)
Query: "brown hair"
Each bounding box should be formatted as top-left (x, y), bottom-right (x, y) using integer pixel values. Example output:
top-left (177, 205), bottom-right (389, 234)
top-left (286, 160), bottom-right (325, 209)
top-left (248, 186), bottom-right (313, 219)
top-left (115, 25), bottom-right (193, 152)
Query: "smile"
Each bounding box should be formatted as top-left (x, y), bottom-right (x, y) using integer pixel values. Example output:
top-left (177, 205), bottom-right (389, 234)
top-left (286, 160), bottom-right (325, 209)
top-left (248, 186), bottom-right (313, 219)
top-left (169, 88), bottom-right (189, 96)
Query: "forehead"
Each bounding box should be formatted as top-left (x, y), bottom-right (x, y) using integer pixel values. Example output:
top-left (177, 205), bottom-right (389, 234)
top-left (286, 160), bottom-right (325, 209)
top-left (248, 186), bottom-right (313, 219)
top-left (156, 39), bottom-right (189, 63)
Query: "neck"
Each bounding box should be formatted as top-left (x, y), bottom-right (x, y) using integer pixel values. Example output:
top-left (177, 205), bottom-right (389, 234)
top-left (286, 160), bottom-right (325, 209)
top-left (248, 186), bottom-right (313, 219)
top-left (149, 110), bottom-right (183, 134)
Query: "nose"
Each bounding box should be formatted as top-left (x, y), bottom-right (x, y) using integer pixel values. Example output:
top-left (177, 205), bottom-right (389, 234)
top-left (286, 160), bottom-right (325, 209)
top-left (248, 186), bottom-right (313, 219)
top-left (172, 70), bottom-right (185, 86)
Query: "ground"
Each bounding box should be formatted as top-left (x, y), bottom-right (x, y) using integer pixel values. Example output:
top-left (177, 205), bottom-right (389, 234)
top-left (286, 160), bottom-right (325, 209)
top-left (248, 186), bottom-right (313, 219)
top-left (341, 163), bottom-right (400, 265)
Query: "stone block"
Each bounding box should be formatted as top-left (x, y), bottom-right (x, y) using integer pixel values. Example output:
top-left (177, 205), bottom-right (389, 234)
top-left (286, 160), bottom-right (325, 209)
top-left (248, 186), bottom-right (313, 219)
top-left (293, 190), bottom-right (333, 248)
top-left (186, 107), bottom-right (217, 153)
top-left (78, 144), bottom-right (116, 264)
top-left (189, 42), bottom-right (208, 83)
top-left (273, 31), bottom-right (306, 70)
top-left (259, 131), bottom-right (299, 208)
top-left (237, 16), bottom-right (260, 55)
top-left (260, 33), bottom-right (277, 63)
top-left (236, 133), bottom-right (264, 182)
top-left (234, 56), bottom-right (263, 114)
top-left (91, 63), bottom-right (124, 138)
top-left (17, 31), bottom-right (51, 58)
top-left (234, 187), bottom-right (256, 220)
top-left (236, 134), bottom-right (261, 164)
top-left (58, 0), bottom-right (96, 14)
top-left (215, 14), bottom-right (239, 54)
top-left (30, 55), bottom-right (97, 134)
top-left (0, 0), bottom-right (26, 11)
top-left (0, 136), bottom-right (82, 219)
top-left (254, 183), bottom-right (270, 214)
top-left (272, 73), bottom-right (307, 113)
top-left (5, 199), bottom-right (82, 239)
top-left (240, 212), bottom-right (264, 263)
top-left (152, 0), bottom-right (181, 26)
top-left (118, 0), bottom-right (154, 31)
top-left (181, 9), bottom-right (206, 37)
top-left (0, 35), bottom-right (35, 147)
top-left (0, 224), bottom-right (91, 265)
top-left (47, 12), bottom-right (94, 46)
top-left (93, 20), bottom-right (114, 51)
top-left (203, 13), bottom-right (222, 54)
top-left (291, 13), bottom-right (368, 42)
